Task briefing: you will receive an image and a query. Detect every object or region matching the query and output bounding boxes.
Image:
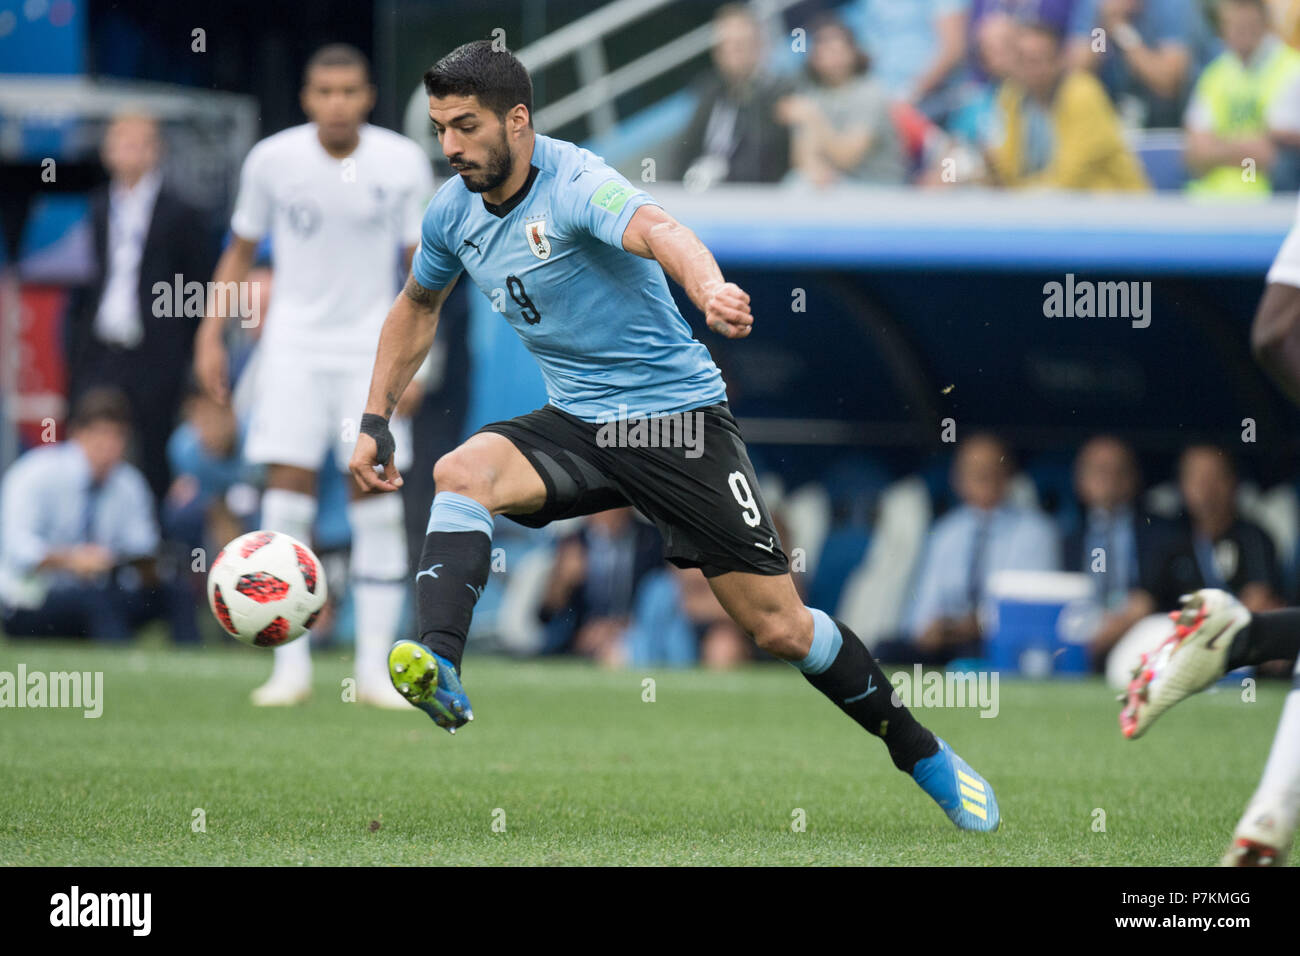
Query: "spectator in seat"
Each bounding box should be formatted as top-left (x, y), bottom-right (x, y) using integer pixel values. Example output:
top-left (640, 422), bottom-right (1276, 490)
top-left (64, 112), bottom-right (219, 505)
top-left (164, 384), bottom-right (262, 577)
top-left (841, 0), bottom-right (971, 123)
top-left (671, 3), bottom-right (794, 186)
top-left (623, 566), bottom-right (752, 669)
top-left (777, 14), bottom-right (906, 187)
top-left (887, 432), bottom-right (1061, 664)
top-left (928, 3), bottom-right (1024, 183)
top-left (1152, 444), bottom-right (1284, 614)
top-left (969, 1), bottom-right (1078, 84)
top-left (0, 388), bottom-right (199, 643)
top-left (1184, 0), bottom-right (1300, 196)
top-left (1063, 435), bottom-right (1178, 668)
top-left (1067, 0), bottom-right (1212, 128)
top-left (987, 20), bottom-right (1151, 190)
top-left (537, 509), bottom-right (663, 666)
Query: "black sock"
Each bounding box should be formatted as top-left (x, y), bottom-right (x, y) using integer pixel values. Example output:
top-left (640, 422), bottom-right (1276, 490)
top-left (415, 530), bottom-right (491, 673)
top-left (803, 617), bottom-right (939, 773)
top-left (1228, 609), bottom-right (1300, 669)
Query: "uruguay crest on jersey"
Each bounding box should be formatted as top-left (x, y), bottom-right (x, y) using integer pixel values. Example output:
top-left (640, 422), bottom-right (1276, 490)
top-left (525, 217), bottom-right (550, 259)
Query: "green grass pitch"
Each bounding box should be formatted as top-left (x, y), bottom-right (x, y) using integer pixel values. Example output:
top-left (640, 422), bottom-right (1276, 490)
top-left (0, 641), bottom-right (1284, 865)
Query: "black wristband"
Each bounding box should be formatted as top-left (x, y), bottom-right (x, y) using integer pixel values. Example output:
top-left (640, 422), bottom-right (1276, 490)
top-left (360, 413), bottom-right (396, 464)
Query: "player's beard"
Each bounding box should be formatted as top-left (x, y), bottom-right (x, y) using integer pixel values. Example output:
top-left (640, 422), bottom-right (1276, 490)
top-left (455, 129), bottom-right (513, 194)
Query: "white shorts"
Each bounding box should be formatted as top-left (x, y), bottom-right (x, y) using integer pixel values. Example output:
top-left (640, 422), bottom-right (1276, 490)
top-left (1267, 195), bottom-right (1300, 288)
top-left (243, 349), bottom-right (414, 474)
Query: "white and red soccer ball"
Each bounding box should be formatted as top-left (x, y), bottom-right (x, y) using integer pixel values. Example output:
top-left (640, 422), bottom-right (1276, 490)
top-left (207, 530), bottom-right (328, 648)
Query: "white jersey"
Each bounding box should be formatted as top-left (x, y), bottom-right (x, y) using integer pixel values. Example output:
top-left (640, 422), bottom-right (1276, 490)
top-left (231, 122), bottom-right (434, 362)
top-left (1268, 192), bottom-right (1300, 289)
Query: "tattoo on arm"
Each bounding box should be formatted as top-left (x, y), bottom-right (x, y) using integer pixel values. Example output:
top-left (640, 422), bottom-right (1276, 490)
top-left (384, 391), bottom-right (400, 418)
top-left (402, 275), bottom-right (437, 310)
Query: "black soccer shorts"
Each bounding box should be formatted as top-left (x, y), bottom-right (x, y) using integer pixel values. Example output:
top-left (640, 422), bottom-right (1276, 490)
top-left (476, 402), bottom-right (789, 577)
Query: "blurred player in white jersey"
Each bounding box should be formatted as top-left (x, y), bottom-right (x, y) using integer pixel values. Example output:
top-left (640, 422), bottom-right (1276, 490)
top-left (1119, 193), bottom-right (1300, 865)
top-left (195, 44), bottom-right (434, 707)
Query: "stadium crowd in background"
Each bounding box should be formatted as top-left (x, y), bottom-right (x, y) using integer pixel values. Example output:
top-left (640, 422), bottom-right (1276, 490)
top-left (840, 0), bottom-right (971, 123)
top-left (1066, 0), bottom-right (1212, 130)
top-left (517, 432), bottom-right (1300, 674)
top-left (1185, 0), bottom-right (1300, 193)
top-left (0, 388), bottom-right (199, 644)
top-left (5, 0), bottom-right (1300, 689)
top-left (672, 3), bottom-right (794, 187)
top-left (983, 18), bottom-right (1151, 189)
top-left (1063, 436), bottom-right (1176, 664)
top-left (878, 434), bottom-right (1061, 665)
top-left (777, 14), bottom-right (907, 187)
top-left (537, 507), bottom-right (663, 663)
top-left (1160, 444), bottom-right (1283, 611)
top-left (676, 0), bottom-right (1300, 195)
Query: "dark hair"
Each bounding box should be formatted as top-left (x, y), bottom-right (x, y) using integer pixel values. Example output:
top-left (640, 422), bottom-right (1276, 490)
top-left (69, 387), bottom-right (132, 432)
top-left (1019, 18), bottom-right (1065, 47)
top-left (804, 14), bottom-right (871, 84)
top-left (304, 43), bottom-right (371, 86)
top-left (423, 40), bottom-right (534, 125)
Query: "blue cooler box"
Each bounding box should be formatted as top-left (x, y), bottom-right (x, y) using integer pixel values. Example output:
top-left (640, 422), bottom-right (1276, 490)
top-left (983, 571), bottom-right (1100, 677)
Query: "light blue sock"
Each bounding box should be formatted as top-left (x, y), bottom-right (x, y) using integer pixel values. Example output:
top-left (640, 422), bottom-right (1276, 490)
top-left (791, 607), bottom-right (843, 675)
top-left (426, 491), bottom-right (494, 539)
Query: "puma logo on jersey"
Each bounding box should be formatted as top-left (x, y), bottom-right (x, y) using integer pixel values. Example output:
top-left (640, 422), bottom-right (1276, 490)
top-left (754, 536), bottom-right (775, 553)
top-left (462, 238), bottom-right (481, 254)
top-left (525, 217), bottom-right (550, 259)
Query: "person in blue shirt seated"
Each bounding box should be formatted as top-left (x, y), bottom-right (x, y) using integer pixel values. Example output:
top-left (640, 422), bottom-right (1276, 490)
top-left (0, 387), bottom-right (199, 643)
top-left (163, 384), bottom-right (263, 634)
top-left (1067, 0), bottom-right (1212, 128)
top-left (1062, 435), bottom-right (1179, 669)
top-left (623, 564), bottom-right (753, 669)
top-left (537, 508), bottom-right (664, 665)
top-left (882, 432), bottom-right (1061, 664)
top-left (164, 383), bottom-right (262, 559)
top-left (840, 0), bottom-right (972, 124)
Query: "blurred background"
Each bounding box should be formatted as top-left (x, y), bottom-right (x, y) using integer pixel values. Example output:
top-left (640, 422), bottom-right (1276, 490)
top-left (3, 0), bottom-right (1300, 683)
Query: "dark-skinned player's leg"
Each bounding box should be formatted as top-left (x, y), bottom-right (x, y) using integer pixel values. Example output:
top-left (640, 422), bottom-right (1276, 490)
top-left (1251, 281), bottom-right (1300, 404)
top-left (706, 569), bottom-right (1000, 831)
top-left (1227, 279), bottom-right (1300, 862)
top-left (1233, 283), bottom-right (1300, 682)
top-left (389, 432), bottom-right (547, 733)
top-left (1126, 280), bottom-right (1300, 863)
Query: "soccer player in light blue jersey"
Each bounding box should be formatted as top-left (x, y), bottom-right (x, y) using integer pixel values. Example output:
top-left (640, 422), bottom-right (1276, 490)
top-left (349, 40), bottom-right (999, 833)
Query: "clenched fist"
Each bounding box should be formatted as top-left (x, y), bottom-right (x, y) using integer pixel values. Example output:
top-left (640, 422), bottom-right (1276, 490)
top-left (703, 281), bottom-right (753, 339)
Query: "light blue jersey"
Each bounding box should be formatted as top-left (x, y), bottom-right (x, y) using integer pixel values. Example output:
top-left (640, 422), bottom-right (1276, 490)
top-left (412, 134), bottom-right (727, 422)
